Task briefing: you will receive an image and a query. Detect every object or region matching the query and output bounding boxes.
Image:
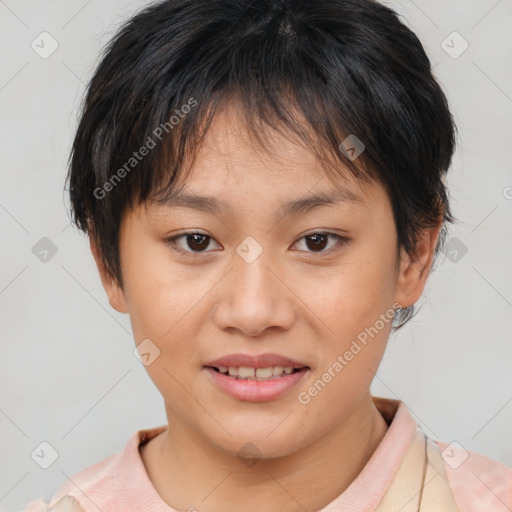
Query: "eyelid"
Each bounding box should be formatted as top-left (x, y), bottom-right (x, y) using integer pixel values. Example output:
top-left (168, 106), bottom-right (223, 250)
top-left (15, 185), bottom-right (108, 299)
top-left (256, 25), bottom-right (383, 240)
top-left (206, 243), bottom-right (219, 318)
top-left (165, 230), bottom-right (349, 256)
top-left (165, 230), bottom-right (221, 255)
top-left (291, 232), bottom-right (349, 254)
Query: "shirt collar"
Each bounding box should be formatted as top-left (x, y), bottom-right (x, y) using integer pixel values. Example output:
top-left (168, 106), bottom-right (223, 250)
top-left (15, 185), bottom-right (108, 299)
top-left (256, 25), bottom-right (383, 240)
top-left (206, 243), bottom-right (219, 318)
top-left (112, 396), bottom-right (418, 511)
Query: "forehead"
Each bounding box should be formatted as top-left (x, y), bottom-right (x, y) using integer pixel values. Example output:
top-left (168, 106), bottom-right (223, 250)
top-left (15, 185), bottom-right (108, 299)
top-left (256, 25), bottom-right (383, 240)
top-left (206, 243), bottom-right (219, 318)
top-left (163, 101), bottom-right (383, 208)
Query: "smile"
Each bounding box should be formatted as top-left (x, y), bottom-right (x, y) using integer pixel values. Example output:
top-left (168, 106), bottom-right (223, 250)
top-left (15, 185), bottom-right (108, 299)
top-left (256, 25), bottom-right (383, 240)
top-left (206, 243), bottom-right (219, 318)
top-left (209, 365), bottom-right (302, 380)
top-left (204, 366), bottom-right (310, 402)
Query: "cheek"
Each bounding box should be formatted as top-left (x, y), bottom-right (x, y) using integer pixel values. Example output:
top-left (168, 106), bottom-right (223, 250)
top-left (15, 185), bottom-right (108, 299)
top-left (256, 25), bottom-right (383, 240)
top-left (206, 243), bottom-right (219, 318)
top-left (308, 248), bottom-right (396, 331)
top-left (302, 240), bottom-right (396, 386)
top-left (121, 242), bottom-right (202, 341)
top-left (123, 252), bottom-right (206, 404)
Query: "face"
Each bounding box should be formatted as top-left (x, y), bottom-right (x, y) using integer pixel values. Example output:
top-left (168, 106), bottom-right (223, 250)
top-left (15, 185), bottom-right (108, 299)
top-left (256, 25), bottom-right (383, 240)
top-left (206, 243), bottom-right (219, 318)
top-left (92, 103), bottom-right (439, 459)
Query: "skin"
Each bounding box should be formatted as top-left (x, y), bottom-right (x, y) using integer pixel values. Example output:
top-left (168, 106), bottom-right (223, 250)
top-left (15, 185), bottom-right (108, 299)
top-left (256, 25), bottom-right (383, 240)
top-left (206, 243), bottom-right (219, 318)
top-left (90, 102), bottom-right (441, 512)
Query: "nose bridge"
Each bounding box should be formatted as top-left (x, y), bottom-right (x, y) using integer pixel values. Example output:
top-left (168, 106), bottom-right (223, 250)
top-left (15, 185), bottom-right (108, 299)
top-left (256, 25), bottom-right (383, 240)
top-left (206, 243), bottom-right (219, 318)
top-left (213, 234), bottom-right (295, 336)
top-left (232, 234), bottom-right (278, 306)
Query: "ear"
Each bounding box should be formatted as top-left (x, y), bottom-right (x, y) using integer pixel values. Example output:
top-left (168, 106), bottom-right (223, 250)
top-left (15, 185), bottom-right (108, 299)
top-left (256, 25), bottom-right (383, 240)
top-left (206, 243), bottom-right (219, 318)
top-left (394, 223), bottom-right (442, 308)
top-left (89, 235), bottom-right (128, 314)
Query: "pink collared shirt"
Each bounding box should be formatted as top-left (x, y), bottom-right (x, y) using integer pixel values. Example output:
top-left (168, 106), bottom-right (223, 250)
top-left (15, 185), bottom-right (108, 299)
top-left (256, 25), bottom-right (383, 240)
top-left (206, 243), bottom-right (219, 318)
top-left (22, 396), bottom-right (512, 511)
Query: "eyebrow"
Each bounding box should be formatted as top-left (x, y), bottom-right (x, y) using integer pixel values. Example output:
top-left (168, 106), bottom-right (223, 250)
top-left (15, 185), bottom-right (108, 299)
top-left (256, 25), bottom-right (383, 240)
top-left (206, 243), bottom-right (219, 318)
top-left (156, 187), bottom-right (366, 217)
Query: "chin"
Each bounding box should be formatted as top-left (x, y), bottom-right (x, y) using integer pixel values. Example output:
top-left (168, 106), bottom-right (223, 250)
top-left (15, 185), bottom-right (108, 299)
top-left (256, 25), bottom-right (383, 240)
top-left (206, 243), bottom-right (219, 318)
top-left (203, 420), bottom-right (308, 461)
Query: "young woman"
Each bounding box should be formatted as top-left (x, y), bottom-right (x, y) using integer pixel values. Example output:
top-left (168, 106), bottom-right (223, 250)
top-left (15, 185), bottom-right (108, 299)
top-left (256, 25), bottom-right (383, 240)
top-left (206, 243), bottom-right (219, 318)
top-left (23, 0), bottom-right (511, 510)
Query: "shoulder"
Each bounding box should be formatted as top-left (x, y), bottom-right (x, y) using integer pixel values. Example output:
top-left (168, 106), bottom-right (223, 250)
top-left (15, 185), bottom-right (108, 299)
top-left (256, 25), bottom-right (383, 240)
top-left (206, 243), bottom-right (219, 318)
top-left (21, 495), bottom-right (89, 512)
top-left (21, 426), bottom-right (166, 512)
top-left (435, 440), bottom-right (512, 511)
top-left (20, 451), bottom-right (120, 512)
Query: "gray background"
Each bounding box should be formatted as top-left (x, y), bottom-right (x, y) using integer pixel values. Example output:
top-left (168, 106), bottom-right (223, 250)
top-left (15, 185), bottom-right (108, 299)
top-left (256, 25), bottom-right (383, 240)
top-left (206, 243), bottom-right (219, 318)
top-left (1, 0), bottom-right (511, 510)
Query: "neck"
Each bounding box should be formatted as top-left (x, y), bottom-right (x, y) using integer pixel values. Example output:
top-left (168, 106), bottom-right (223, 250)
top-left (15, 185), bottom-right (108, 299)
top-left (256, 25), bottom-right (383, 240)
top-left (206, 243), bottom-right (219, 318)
top-left (141, 393), bottom-right (389, 512)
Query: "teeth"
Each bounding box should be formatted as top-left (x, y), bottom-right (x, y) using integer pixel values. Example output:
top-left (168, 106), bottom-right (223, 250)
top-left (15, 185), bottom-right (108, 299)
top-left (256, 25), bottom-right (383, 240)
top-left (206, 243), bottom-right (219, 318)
top-left (215, 365), bottom-right (302, 380)
top-left (272, 366), bottom-right (284, 375)
top-left (255, 367), bottom-right (273, 379)
top-left (238, 367), bottom-right (255, 378)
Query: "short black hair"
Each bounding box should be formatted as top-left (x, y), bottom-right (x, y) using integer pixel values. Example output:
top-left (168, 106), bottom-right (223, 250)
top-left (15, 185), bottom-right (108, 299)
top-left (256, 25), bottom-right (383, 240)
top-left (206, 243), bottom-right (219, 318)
top-left (66, 0), bottom-right (458, 330)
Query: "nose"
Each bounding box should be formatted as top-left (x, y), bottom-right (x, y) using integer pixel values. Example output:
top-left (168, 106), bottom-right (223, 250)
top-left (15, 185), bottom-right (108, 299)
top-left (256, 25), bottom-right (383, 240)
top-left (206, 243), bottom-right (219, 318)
top-left (212, 248), bottom-right (296, 337)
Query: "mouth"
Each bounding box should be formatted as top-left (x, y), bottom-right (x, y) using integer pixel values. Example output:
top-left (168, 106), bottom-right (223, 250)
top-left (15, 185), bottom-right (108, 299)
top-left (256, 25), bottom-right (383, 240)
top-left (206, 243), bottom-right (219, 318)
top-left (206, 365), bottom-right (308, 381)
top-left (202, 353), bottom-right (310, 402)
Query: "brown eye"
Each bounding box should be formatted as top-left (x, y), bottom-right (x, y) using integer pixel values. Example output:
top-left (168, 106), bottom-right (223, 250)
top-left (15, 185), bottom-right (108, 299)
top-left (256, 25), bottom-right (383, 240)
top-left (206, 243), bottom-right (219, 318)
top-left (305, 234), bottom-right (329, 251)
top-left (183, 233), bottom-right (210, 252)
top-left (167, 232), bottom-right (220, 254)
top-left (166, 231), bottom-right (348, 257)
top-left (293, 233), bottom-right (348, 254)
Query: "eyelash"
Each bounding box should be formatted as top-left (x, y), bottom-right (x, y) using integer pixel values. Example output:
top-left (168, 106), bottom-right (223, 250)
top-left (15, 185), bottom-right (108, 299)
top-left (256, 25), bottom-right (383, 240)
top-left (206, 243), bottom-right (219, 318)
top-left (165, 231), bottom-right (349, 257)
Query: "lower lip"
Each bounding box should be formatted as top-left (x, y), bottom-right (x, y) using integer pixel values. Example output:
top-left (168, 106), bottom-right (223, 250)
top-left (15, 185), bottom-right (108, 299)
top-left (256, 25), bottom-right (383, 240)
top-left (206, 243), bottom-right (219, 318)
top-left (204, 367), bottom-right (310, 402)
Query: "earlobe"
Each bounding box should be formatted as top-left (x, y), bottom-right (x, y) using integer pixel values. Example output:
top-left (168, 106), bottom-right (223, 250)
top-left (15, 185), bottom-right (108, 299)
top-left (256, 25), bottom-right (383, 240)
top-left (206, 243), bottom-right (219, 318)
top-left (394, 224), bottom-right (442, 308)
top-left (89, 235), bottom-right (128, 314)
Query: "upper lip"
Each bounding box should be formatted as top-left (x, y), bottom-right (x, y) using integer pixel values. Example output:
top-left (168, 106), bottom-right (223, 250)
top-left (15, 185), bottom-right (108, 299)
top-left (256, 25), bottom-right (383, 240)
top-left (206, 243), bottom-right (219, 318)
top-left (204, 353), bottom-right (309, 369)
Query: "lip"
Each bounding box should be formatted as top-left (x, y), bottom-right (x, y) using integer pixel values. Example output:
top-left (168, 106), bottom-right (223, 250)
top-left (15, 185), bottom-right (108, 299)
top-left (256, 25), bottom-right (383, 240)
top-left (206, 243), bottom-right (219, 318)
top-left (204, 366), bottom-right (310, 402)
top-left (203, 353), bottom-right (310, 402)
top-left (204, 352), bottom-right (308, 369)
